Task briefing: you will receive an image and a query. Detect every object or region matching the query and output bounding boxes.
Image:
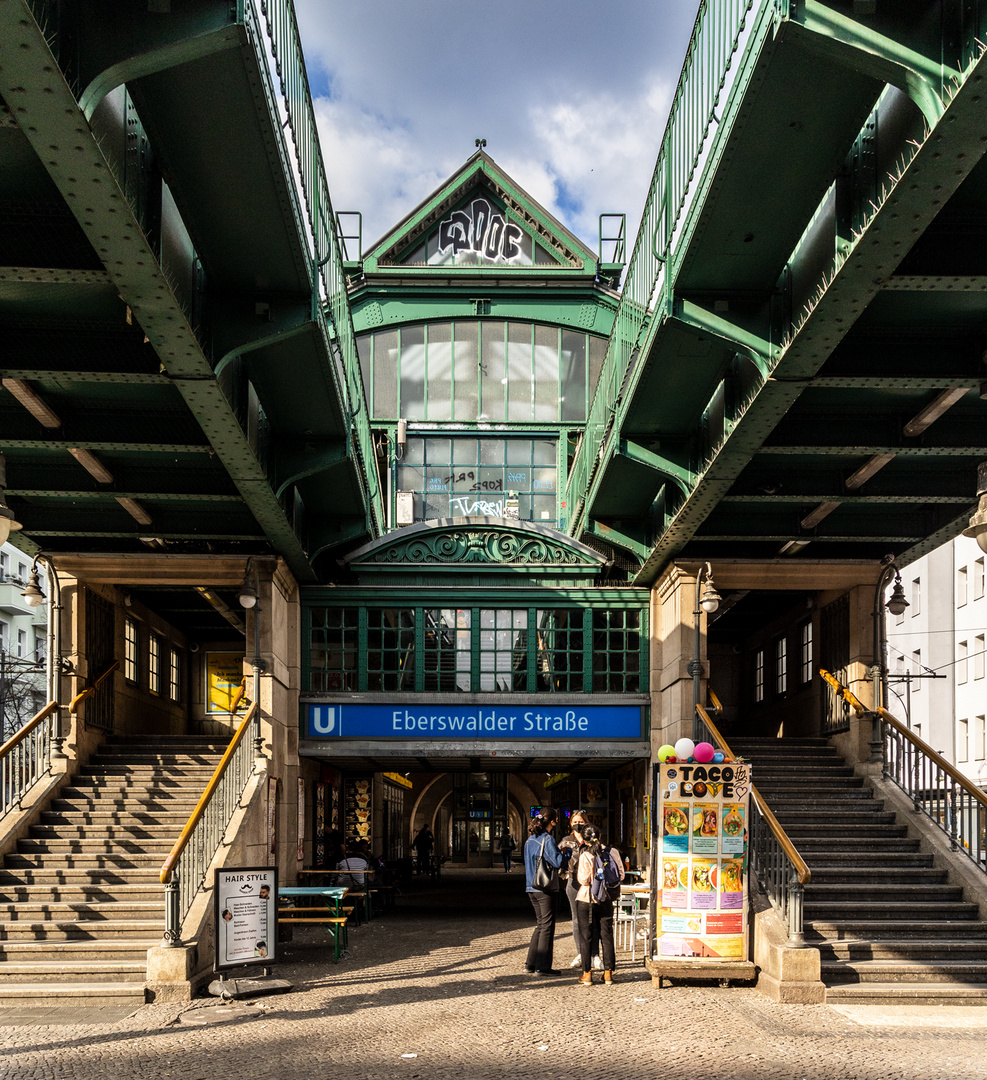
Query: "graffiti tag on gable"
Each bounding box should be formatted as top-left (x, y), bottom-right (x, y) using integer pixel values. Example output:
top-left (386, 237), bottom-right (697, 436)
top-left (435, 198), bottom-right (526, 264)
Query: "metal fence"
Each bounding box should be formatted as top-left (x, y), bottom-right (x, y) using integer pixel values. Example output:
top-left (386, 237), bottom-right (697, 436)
top-left (695, 704), bottom-right (810, 944)
top-left (880, 707), bottom-right (987, 872)
top-left (0, 702), bottom-right (57, 819)
top-left (160, 703), bottom-right (258, 943)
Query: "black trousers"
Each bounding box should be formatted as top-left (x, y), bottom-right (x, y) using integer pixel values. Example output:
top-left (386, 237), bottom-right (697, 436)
top-left (526, 890), bottom-right (557, 971)
top-left (573, 898), bottom-right (616, 973)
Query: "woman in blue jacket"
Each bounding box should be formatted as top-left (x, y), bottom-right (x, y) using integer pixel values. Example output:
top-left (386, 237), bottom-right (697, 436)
top-left (523, 808), bottom-right (568, 975)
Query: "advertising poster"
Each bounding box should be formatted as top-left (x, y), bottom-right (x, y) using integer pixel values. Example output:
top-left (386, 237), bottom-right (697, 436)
top-left (656, 761), bottom-right (750, 961)
top-left (205, 652), bottom-right (245, 713)
top-left (344, 778), bottom-right (372, 844)
top-left (214, 866), bottom-right (277, 972)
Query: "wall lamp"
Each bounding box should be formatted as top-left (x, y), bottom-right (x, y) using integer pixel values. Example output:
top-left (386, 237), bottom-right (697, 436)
top-left (963, 461), bottom-right (987, 555)
top-left (238, 558), bottom-right (260, 609)
top-left (0, 455), bottom-right (23, 546)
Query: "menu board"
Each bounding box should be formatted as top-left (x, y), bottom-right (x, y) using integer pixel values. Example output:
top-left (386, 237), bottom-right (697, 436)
top-left (344, 778), bottom-right (372, 844)
top-left (656, 761), bottom-right (750, 960)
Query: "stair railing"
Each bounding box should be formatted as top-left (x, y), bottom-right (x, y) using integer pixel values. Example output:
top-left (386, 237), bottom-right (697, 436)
top-left (695, 704), bottom-right (812, 945)
top-left (0, 701), bottom-right (58, 818)
top-left (159, 700), bottom-right (258, 945)
top-left (878, 706), bottom-right (987, 872)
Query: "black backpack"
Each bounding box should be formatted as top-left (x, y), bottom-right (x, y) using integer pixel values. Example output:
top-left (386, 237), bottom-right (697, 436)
top-left (590, 848), bottom-right (622, 904)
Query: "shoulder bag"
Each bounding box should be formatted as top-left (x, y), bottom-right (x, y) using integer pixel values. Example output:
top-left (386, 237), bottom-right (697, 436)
top-left (532, 835), bottom-right (555, 890)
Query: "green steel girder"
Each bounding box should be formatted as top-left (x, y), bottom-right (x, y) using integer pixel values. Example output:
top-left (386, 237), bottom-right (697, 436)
top-left (0, 1), bottom-right (317, 580)
top-left (584, 521), bottom-right (650, 564)
top-left (616, 438), bottom-right (695, 500)
top-left (795, 2), bottom-right (952, 127)
top-left (308, 520), bottom-right (375, 563)
top-left (634, 37), bottom-right (987, 585)
top-left (273, 442), bottom-right (349, 500)
top-left (349, 291), bottom-right (618, 338)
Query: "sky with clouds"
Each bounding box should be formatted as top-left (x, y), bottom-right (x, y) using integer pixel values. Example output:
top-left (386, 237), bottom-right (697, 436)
top-left (293, 1), bottom-right (701, 253)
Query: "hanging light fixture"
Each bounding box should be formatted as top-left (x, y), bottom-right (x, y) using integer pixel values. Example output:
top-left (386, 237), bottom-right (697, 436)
top-left (885, 570), bottom-right (909, 617)
top-left (238, 558), bottom-right (259, 609)
top-left (20, 564), bottom-right (45, 608)
top-left (0, 455), bottom-right (23, 546)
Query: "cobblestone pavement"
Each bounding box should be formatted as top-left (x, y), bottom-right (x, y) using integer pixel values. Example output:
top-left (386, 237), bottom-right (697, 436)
top-left (2, 868), bottom-right (986, 1080)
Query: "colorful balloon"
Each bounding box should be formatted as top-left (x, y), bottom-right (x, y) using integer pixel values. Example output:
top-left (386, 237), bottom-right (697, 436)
top-left (657, 744), bottom-right (676, 763)
top-left (674, 737), bottom-right (696, 761)
top-left (712, 752), bottom-right (725, 764)
top-left (693, 742), bottom-right (715, 763)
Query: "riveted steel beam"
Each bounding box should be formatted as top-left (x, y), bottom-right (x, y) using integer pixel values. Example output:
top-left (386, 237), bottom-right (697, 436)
top-left (0, 1), bottom-right (317, 580)
top-left (584, 520), bottom-right (649, 563)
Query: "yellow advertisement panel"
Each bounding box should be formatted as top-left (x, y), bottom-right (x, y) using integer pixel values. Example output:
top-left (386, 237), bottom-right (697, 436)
top-left (206, 652), bottom-right (245, 713)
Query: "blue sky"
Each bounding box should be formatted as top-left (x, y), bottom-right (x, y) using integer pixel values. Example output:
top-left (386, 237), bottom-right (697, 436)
top-left (293, 1), bottom-right (701, 252)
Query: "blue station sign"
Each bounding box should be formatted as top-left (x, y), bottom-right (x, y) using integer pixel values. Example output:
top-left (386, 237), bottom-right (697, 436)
top-left (304, 703), bottom-right (643, 741)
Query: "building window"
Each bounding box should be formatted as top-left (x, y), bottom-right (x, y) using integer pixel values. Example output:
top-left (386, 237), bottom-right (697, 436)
top-left (308, 601), bottom-right (645, 695)
top-left (0, 620), bottom-right (8, 651)
top-left (975, 635), bottom-right (985, 682)
top-left (912, 649), bottom-right (922, 691)
top-left (958, 640), bottom-right (969, 684)
top-left (16, 629), bottom-right (26, 658)
top-left (799, 621), bottom-right (813, 684)
top-left (774, 636), bottom-right (787, 695)
top-left (0, 551), bottom-right (8, 579)
top-left (958, 566), bottom-right (968, 607)
top-left (974, 558), bottom-right (985, 601)
top-left (148, 635), bottom-right (161, 696)
top-left (754, 649), bottom-right (765, 703)
top-left (975, 715), bottom-right (987, 761)
top-left (911, 578), bottom-right (921, 616)
top-left (397, 435), bottom-right (558, 524)
top-left (124, 619), bottom-right (139, 683)
top-left (958, 717), bottom-right (969, 762)
top-left (34, 631), bottom-right (45, 664)
top-left (169, 648), bottom-right (181, 702)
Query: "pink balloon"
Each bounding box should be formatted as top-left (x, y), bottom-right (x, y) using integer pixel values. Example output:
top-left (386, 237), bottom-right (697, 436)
top-left (693, 742), bottom-right (715, 763)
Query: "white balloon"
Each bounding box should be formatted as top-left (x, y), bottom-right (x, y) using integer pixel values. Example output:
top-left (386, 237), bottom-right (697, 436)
top-left (674, 737), bottom-right (696, 760)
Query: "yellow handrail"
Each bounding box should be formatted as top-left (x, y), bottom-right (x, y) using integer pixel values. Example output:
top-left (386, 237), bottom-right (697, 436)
top-left (159, 701), bottom-right (258, 885)
top-left (0, 701), bottom-right (58, 758)
top-left (877, 706), bottom-right (987, 812)
top-left (695, 703), bottom-right (811, 885)
top-left (68, 660), bottom-right (120, 713)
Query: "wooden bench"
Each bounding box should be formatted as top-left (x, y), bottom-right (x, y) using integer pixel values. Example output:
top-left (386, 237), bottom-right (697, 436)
top-left (277, 912), bottom-right (349, 959)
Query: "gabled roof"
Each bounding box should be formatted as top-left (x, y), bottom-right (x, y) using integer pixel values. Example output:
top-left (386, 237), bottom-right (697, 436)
top-left (361, 151), bottom-right (600, 275)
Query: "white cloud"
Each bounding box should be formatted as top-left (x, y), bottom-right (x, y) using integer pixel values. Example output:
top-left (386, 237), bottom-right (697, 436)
top-left (297, 1), bottom-right (700, 253)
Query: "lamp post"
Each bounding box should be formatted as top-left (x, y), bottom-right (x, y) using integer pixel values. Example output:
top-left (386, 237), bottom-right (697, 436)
top-left (963, 461), bottom-right (987, 553)
top-left (871, 557), bottom-right (909, 762)
top-left (0, 455), bottom-right (23, 547)
top-left (238, 558), bottom-right (266, 766)
top-left (20, 553), bottom-right (67, 762)
top-left (687, 562), bottom-right (721, 740)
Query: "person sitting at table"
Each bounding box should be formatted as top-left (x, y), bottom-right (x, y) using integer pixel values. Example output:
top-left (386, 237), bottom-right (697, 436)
top-left (336, 843), bottom-right (370, 890)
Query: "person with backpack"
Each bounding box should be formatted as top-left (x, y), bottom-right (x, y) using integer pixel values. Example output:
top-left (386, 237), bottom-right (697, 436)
top-left (498, 828), bottom-right (517, 872)
top-left (572, 822), bottom-right (624, 985)
top-left (522, 808), bottom-right (569, 975)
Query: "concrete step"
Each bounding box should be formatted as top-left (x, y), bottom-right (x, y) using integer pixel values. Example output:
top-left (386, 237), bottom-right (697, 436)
top-left (776, 815), bottom-right (902, 830)
top-left (822, 958), bottom-right (987, 985)
top-left (801, 850), bottom-right (930, 867)
top-left (769, 800), bottom-right (887, 814)
top-left (53, 794), bottom-right (200, 811)
top-left (807, 919), bottom-right (987, 940)
top-left (3, 853), bottom-right (164, 870)
top-left (805, 900), bottom-right (979, 921)
top-left (0, 901), bottom-right (164, 919)
top-left (16, 839), bottom-right (174, 854)
top-left (0, 919), bottom-right (163, 940)
top-left (807, 866), bottom-right (946, 885)
top-left (42, 809), bottom-right (193, 824)
top-left (87, 756), bottom-right (221, 770)
top-left (805, 883), bottom-right (962, 902)
top-left (0, 868), bottom-right (161, 885)
top-left (0, 885), bottom-right (162, 903)
top-left (0, 960), bottom-right (149, 984)
top-left (28, 825), bottom-right (179, 841)
top-left (824, 981), bottom-right (987, 1005)
top-left (817, 938), bottom-right (987, 963)
top-left (0, 939), bottom-right (158, 963)
top-left (0, 981), bottom-right (147, 1007)
top-left (789, 835), bottom-right (917, 849)
top-left (83, 764), bottom-right (217, 777)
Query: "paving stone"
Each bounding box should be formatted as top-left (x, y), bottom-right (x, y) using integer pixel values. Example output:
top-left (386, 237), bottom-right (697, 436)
top-left (0, 869), bottom-right (985, 1079)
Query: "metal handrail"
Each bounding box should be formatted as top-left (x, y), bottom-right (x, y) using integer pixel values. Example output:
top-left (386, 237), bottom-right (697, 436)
top-left (878, 706), bottom-right (987, 871)
top-left (0, 701), bottom-right (58, 817)
top-left (695, 704), bottom-right (810, 944)
top-left (159, 701), bottom-right (258, 944)
top-left (68, 660), bottom-right (119, 713)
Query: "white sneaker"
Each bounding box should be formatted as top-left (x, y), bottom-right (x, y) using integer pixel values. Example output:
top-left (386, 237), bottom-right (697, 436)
top-left (569, 955), bottom-right (582, 968)
top-left (592, 956), bottom-right (603, 970)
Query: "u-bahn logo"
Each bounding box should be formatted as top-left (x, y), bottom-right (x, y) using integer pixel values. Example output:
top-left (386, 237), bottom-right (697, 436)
top-left (310, 706), bottom-right (336, 734)
top-left (436, 197), bottom-right (525, 263)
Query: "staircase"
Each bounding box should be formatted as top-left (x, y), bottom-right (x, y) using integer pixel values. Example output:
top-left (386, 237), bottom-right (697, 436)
top-left (732, 737), bottom-right (987, 1005)
top-left (0, 735), bottom-right (224, 1008)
